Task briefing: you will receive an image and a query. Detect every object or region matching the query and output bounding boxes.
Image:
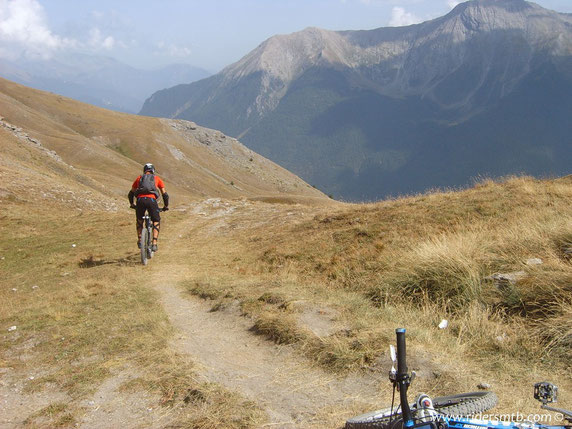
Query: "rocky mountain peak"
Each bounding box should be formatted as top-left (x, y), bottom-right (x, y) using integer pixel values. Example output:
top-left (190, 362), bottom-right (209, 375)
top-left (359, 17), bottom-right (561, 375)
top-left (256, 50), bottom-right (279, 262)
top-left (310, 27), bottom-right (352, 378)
top-left (439, 0), bottom-right (572, 54)
top-left (224, 27), bottom-right (343, 82)
top-left (446, 0), bottom-right (540, 33)
top-left (448, 0), bottom-right (543, 28)
top-left (455, 0), bottom-right (534, 12)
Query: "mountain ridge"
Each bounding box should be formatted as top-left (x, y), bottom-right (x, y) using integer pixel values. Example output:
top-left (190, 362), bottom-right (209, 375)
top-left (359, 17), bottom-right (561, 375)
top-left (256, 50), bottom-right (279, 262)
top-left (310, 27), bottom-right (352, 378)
top-left (140, 0), bottom-right (572, 200)
top-left (142, 0), bottom-right (572, 121)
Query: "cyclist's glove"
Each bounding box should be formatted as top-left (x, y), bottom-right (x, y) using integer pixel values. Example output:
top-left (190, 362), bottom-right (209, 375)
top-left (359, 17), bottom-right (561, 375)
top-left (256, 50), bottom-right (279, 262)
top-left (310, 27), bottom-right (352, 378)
top-left (130, 204), bottom-right (137, 209)
top-left (128, 190), bottom-right (135, 206)
top-left (162, 192), bottom-right (169, 208)
top-left (162, 207), bottom-right (169, 212)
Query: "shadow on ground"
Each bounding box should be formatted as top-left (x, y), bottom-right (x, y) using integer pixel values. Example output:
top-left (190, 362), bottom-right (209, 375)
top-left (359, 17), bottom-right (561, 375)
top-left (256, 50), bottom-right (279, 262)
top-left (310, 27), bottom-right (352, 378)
top-left (78, 254), bottom-right (140, 268)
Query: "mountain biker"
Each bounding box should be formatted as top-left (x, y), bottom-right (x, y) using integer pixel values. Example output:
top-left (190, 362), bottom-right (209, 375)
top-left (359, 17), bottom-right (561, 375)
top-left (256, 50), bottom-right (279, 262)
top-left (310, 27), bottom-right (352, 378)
top-left (128, 163), bottom-right (169, 252)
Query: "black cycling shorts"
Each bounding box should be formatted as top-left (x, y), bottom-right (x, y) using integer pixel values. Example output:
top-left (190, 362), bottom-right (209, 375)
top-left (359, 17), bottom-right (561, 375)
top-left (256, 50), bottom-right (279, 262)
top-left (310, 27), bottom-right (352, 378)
top-left (136, 197), bottom-right (161, 222)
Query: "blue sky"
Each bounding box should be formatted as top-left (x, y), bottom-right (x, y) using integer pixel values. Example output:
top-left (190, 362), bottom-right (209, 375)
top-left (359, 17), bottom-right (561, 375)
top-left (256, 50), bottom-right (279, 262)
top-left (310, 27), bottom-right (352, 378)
top-left (1, 0), bottom-right (572, 72)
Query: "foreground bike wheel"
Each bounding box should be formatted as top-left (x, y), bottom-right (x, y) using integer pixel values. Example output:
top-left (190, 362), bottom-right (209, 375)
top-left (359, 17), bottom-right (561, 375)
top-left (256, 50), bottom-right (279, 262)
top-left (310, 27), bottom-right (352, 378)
top-left (433, 391), bottom-right (498, 416)
top-left (140, 227), bottom-right (149, 265)
top-left (345, 407), bottom-right (402, 429)
top-left (346, 391), bottom-right (498, 429)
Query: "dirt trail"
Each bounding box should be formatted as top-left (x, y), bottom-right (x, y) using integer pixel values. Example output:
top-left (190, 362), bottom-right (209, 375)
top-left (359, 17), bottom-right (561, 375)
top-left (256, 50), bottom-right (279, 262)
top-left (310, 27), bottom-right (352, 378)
top-left (160, 283), bottom-right (380, 428)
top-left (153, 200), bottom-right (382, 428)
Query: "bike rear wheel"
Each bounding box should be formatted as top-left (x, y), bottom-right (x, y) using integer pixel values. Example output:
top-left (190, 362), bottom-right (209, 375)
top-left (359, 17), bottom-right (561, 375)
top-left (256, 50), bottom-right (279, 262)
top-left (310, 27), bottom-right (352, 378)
top-left (345, 391), bottom-right (498, 429)
top-left (140, 227), bottom-right (149, 265)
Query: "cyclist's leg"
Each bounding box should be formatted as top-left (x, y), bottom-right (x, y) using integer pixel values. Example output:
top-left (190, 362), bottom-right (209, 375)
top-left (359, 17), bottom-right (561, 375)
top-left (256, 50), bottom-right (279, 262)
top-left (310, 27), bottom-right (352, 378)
top-left (152, 222), bottom-right (160, 243)
top-left (149, 199), bottom-right (161, 247)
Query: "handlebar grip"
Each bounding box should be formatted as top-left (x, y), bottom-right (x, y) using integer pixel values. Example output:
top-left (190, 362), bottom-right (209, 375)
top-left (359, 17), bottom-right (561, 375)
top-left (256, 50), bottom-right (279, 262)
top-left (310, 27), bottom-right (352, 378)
top-left (396, 328), bottom-right (408, 377)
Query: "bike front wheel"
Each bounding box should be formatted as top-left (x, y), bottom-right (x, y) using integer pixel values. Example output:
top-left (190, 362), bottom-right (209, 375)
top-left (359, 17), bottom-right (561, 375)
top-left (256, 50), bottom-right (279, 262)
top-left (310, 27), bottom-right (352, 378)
top-left (345, 391), bottom-right (498, 429)
top-left (140, 227), bottom-right (149, 265)
top-left (147, 229), bottom-right (153, 259)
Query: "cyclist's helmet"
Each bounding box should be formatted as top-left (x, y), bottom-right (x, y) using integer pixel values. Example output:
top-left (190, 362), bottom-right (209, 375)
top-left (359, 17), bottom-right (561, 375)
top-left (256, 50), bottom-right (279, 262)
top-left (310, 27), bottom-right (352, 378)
top-left (143, 163), bottom-right (155, 174)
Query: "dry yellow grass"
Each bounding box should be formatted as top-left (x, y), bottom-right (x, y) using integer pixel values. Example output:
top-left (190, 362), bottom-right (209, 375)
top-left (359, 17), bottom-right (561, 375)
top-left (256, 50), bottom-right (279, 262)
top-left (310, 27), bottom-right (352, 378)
top-left (172, 175), bottom-right (571, 419)
top-left (0, 198), bottom-right (268, 428)
top-left (2, 76), bottom-right (571, 427)
top-left (0, 78), bottom-right (284, 427)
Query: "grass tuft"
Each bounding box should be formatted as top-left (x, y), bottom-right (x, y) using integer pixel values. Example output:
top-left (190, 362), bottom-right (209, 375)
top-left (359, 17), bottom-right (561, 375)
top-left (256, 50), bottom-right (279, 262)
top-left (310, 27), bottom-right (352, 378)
top-left (251, 312), bottom-right (305, 345)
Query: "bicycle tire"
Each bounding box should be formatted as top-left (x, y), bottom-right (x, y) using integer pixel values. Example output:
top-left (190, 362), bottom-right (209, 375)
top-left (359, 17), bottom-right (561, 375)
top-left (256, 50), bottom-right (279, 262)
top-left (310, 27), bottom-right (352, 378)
top-left (345, 392), bottom-right (498, 429)
top-left (140, 227), bottom-right (148, 265)
top-left (433, 391), bottom-right (498, 416)
top-left (345, 406), bottom-right (403, 429)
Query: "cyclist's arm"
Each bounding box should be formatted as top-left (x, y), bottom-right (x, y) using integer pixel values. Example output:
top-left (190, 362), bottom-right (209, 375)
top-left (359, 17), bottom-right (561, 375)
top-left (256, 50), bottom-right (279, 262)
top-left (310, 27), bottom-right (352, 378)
top-left (160, 186), bottom-right (169, 208)
top-left (129, 177), bottom-right (140, 207)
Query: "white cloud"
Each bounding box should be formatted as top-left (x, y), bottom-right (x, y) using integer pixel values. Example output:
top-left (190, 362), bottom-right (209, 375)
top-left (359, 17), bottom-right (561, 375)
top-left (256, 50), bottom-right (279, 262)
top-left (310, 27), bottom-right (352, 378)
top-left (0, 0), bottom-right (74, 58)
top-left (89, 27), bottom-right (115, 50)
top-left (0, 1), bottom-right (124, 59)
top-left (389, 7), bottom-right (421, 27)
top-left (155, 41), bottom-right (191, 58)
top-left (448, 0), bottom-right (462, 8)
top-left (168, 45), bottom-right (191, 57)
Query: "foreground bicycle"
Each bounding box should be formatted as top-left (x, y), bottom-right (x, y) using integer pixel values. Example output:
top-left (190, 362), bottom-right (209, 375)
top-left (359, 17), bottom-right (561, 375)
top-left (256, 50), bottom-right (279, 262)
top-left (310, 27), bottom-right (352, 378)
top-left (346, 328), bottom-right (572, 429)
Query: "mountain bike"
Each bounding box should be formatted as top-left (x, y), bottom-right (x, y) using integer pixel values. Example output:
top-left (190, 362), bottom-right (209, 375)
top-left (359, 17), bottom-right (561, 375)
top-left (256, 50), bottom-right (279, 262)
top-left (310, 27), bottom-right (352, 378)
top-left (133, 207), bottom-right (167, 266)
top-left (346, 328), bottom-right (572, 429)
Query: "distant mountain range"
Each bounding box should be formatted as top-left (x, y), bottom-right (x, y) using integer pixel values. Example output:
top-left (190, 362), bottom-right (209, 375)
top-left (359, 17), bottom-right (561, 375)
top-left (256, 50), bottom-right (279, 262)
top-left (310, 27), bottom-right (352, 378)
top-left (0, 53), bottom-right (211, 114)
top-left (140, 0), bottom-right (572, 201)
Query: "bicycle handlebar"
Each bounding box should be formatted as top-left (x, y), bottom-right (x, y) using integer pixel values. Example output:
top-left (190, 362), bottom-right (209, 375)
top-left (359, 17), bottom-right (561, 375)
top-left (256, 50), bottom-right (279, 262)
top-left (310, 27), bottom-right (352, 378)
top-left (129, 205), bottom-right (169, 211)
top-left (396, 328), bottom-right (414, 427)
top-left (396, 328), bottom-right (408, 377)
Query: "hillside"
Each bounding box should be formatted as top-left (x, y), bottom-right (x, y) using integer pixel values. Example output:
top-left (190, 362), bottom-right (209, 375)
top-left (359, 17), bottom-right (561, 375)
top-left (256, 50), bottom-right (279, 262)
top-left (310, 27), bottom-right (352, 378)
top-left (0, 77), bottom-right (326, 206)
top-left (141, 0), bottom-right (572, 200)
top-left (1, 79), bottom-right (571, 428)
top-left (2, 169), bottom-right (571, 426)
